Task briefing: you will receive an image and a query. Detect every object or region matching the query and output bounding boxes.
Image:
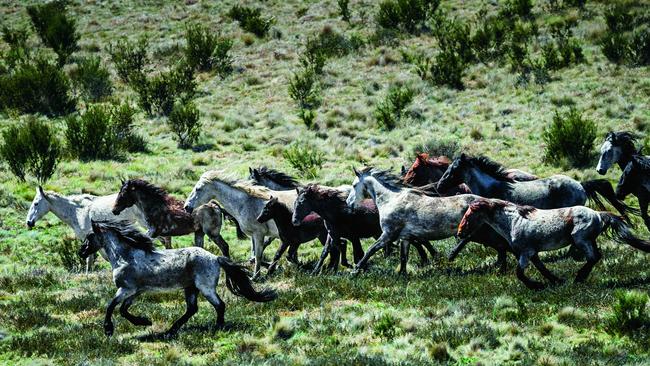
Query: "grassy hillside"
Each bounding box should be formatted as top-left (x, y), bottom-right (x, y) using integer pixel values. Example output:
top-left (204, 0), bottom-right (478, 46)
top-left (1, 0), bottom-right (650, 364)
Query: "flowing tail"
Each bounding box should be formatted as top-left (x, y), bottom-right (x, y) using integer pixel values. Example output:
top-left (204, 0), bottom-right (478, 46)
top-left (600, 213), bottom-right (650, 252)
top-left (217, 257), bottom-right (277, 302)
top-left (581, 179), bottom-right (640, 223)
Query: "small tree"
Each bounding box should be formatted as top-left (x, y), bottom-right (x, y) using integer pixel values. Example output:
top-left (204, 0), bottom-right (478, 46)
top-left (375, 85), bottom-right (414, 130)
top-left (338, 0), bottom-right (351, 22)
top-left (108, 36), bottom-right (149, 84)
top-left (70, 56), bottom-right (113, 102)
top-left (27, 0), bottom-right (79, 65)
top-left (0, 117), bottom-right (61, 183)
top-left (184, 23), bottom-right (234, 75)
top-left (289, 67), bottom-right (321, 128)
top-left (542, 108), bottom-right (597, 167)
top-left (227, 5), bottom-right (273, 38)
top-left (168, 101), bottom-right (201, 149)
top-left (283, 142), bottom-right (324, 178)
top-left (1, 26), bottom-right (30, 69)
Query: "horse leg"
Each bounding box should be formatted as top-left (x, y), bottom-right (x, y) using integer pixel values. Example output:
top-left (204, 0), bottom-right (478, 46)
top-left (85, 253), bottom-right (96, 273)
top-left (339, 239), bottom-right (354, 268)
top-left (448, 238), bottom-right (469, 261)
top-left (104, 287), bottom-right (135, 337)
top-left (165, 287), bottom-right (199, 338)
top-left (399, 240), bottom-right (410, 275)
top-left (574, 241), bottom-right (601, 283)
top-left (268, 240), bottom-right (291, 275)
top-left (638, 194), bottom-right (650, 231)
top-left (412, 241), bottom-right (429, 266)
top-left (119, 293), bottom-right (152, 326)
top-left (206, 232), bottom-right (230, 258)
top-left (495, 248), bottom-right (508, 274)
top-left (530, 254), bottom-right (563, 285)
top-left (326, 236), bottom-right (342, 272)
top-left (194, 231), bottom-right (205, 248)
top-left (515, 253), bottom-right (545, 290)
top-left (197, 285), bottom-right (226, 328)
top-left (350, 237), bottom-right (364, 264)
top-left (354, 231), bottom-right (396, 272)
top-left (263, 237), bottom-right (275, 248)
top-left (313, 236), bottom-right (332, 275)
top-left (251, 233), bottom-right (265, 280)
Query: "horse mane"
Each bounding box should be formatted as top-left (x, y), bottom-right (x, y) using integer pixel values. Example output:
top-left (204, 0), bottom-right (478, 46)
top-left (363, 167), bottom-right (430, 195)
top-left (43, 190), bottom-right (95, 204)
top-left (631, 155), bottom-right (650, 171)
top-left (468, 198), bottom-right (536, 218)
top-left (94, 220), bottom-right (156, 252)
top-left (403, 153), bottom-right (451, 183)
top-left (126, 179), bottom-right (184, 208)
top-left (200, 170), bottom-right (272, 200)
top-left (608, 131), bottom-right (640, 156)
top-left (304, 184), bottom-right (348, 201)
top-left (466, 156), bottom-right (516, 182)
top-left (254, 166), bottom-right (301, 188)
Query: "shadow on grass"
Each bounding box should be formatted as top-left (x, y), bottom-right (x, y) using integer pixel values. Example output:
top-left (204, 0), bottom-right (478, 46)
top-left (136, 320), bottom-right (253, 342)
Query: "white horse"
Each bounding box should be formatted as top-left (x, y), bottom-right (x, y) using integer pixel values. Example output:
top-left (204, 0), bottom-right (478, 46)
top-left (184, 170), bottom-right (297, 279)
top-left (80, 221), bottom-right (276, 338)
top-left (25, 186), bottom-right (148, 271)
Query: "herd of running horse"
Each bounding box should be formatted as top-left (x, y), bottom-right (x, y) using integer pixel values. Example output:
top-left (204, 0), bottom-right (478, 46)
top-left (23, 131), bottom-right (650, 337)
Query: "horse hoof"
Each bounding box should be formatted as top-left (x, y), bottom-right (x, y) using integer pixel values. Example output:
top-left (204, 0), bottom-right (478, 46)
top-left (104, 323), bottom-right (114, 337)
top-left (163, 331), bottom-right (178, 340)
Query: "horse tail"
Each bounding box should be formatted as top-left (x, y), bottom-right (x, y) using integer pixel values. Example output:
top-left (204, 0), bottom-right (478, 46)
top-left (600, 212), bottom-right (650, 252)
top-left (210, 200), bottom-right (247, 240)
top-left (581, 179), bottom-right (640, 223)
top-left (217, 257), bottom-right (277, 302)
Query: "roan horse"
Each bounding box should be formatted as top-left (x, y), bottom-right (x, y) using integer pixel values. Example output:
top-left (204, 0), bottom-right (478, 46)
top-left (456, 198), bottom-right (650, 290)
top-left (79, 221), bottom-right (276, 338)
top-left (437, 154), bottom-right (640, 260)
top-left (112, 179), bottom-right (235, 256)
top-left (256, 196), bottom-right (329, 273)
top-left (25, 186), bottom-right (149, 272)
top-left (346, 168), bottom-right (510, 275)
top-left (597, 131), bottom-right (650, 230)
top-left (184, 170), bottom-right (297, 279)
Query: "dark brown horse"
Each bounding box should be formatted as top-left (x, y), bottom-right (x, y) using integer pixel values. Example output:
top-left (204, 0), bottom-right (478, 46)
top-left (112, 179), bottom-right (232, 256)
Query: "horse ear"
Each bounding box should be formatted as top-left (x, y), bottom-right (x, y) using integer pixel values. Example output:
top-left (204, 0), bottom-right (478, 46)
top-left (460, 153), bottom-right (467, 161)
top-left (401, 165), bottom-right (407, 175)
top-left (296, 187), bottom-right (301, 195)
top-left (353, 167), bottom-right (361, 177)
top-left (249, 167), bottom-right (253, 175)
top-left (38, 185), bottom-right (45, 196)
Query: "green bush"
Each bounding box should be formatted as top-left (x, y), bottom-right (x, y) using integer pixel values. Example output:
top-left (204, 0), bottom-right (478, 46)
top-left (184, 23), bottom-right (233, 75)
top-left (629, 26), bottom-right (650, 66)
top-left (542, 107), bottom-right (597, 167)
top-left (600, 5), bottom-right (649, 67)
top-left (0, 56), bottom-right (76, 117)
top-left (108, 36), bottom-right (149, 84)
top-left (376, 0), bottom-right (440, 33)
top-left (27, 0), bottom-right (79, 65)
top-left (1, 26), bottom-right (30, 69)
top-left (604, 3), bottom-right (634, 33)
top-left (289, 67), bottom-right (321, 111)
top-left (167, 101), bottom-right (201, 149)
top-left (607, 290), bottom-right (649, 334)
top-left (55, 235), bottom-right (85, 272)
top-left (471, 14), bottom-right (510, 63)
top-left (65, 103), bottom-right (146, 160)
top-left (375, 85), bottom-right (414, 130)
top-left (338, 0), bottom-right (351, 22)
top-left (300, 27), bottom-right (361, 74)
top-left (228, 5), bottom-right (273, 37)
top-left (70, 56), bottom-right (113, 102)
top-left (502, 0), bottom-right (534, 18)
top-left (429, 47), bottom-right (466, 89)
top-left (133, 62), bottom-right (197, 116)
top-left (283, 142), bottom-right (324, 178)
top-left (0, 116), bottom-right (61, 183)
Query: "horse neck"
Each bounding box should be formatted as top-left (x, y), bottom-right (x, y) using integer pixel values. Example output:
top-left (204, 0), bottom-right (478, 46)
top-left (482, 207), bottom-right (516, 241)
top-left (261, 178), bottom-right (293, 191)
top-left (208, 181), bottom-right (254, 219)
top-left (46, 194), bottom-right (88, 236)
top-left (102, 235), bottom-right (132, 268)
top-left (466, 168), bottom-right (508, 197)
top-left (270, 205), bottom-right (294, 230)
top-left (135, 191), bottom-right (167, 221)
top-left (617, 151), bottom-right (635, 170)
top-left (309, 195), bottom-right (345, 222)
top-left (366, 177), bottom-right (400, 207)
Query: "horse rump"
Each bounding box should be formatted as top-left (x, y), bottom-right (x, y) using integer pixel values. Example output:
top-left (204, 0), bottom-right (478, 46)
top-left (601, 212), bottom-right (650, 252)
top-left (581, 179), bottom-right (641, 223)
top-left (217, 257), bottom-right (277, 302)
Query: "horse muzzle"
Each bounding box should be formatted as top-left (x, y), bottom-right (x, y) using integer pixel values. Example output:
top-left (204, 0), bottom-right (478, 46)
top-left (111, 207), bottom-right (122, 216)
top-left (291, 218), bottom-right (301, 226)
top-left (184, 205), bottom-right (193, 214)
top-left (596, 168), bottom-right (606, 175)
top-left (26, 220), bottom-right (34, 229)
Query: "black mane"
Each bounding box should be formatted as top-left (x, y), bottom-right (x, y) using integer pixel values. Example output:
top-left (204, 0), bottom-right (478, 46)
top-left (95, 221), bottom-right (156, 252)
top-left (466, 156), bottom-right (515, 182)
top-left (608, 131), bottom-right (642, 155)
top-left (126, 179), bottom-right (170, 201)
top-left (254, 166), bottom-right (301, 188)
top-left (632, 155), bottom-right (650, 171)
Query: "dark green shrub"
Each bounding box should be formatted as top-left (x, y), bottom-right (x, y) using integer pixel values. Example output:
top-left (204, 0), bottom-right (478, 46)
top-left (376, 0), bottom-right (440, 33)
top-left (283, 142), bottom-right (324, 178)
top-left (0, 56), bottom-right (76, 117)
top-left (503, 0), bottom-right (534, 18)
top-left (542, 107), bottom-right (597, 167)
top-left (27, 0), bottom-right (79, 65)
top-left (289, 67), bottom-right (321, 111)
top-left (70, 56), bottom-right (113, 102)
top-left (401, 49), bottom-right (431, 79)
top-left (1, 26), bottom-right (30, 69)
top-left (604, 3), bottom-right (634, 33)
top-left (410, 137), bottom-right (460, 159)
top-left (338, 0), bottom-right (351, 22)
top-left (167, 101), bottom-right (201, 149)
top-left (600, 33), bottom-right (628, 64)
top-left (108, 36), bottom-right (149, 84)
top-left (227, 5), bottom-right (273, 37)
top-left (0, 116), bottom-right (61, 183)
top-left (133, 62), bottom-right (196, 116)
top-left (606, 290), bottom-right (649, 335)
top-left (184, 23), bottom-right (233, 75)
top-left (375, 85), bottom-right (414, 130)
top-left (432, 15), bottom-right (474, 63)
top-left (471, 13), bottom-right (510, 63)
top-left (629, 26), bottom-right (650, 66)
top-left (429, 48), bottom-right (466, 89)
top-left (65, 103), bottom-right (146, 160)
top-left (55, 235), bottom-right (85, 272)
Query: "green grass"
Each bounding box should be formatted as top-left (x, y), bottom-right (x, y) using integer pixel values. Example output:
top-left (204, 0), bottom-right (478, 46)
top-left (1, 0), bottom-right (650, 364)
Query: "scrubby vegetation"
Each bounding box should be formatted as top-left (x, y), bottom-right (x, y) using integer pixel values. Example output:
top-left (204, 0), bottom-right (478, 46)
top-left (1, 0), bottom-right (650, 364)
top-left (375, 85), bottom-right (414, 130)
top-left (167, 101), bottom-right (201, 149)
top-left (26, 0), bottom-right (78, 65)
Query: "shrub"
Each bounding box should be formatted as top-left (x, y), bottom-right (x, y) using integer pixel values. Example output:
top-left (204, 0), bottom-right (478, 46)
top-left (542, 107), bottom-right (597, 167)
top-left (108, 36), bottom-right (149, 84)
top-left (0, 116), bottom-right (61, 183)
top-left (1, 26), bottom-right (30, 69)
top-left (600, 33), bottom-right (628, 64)
top-left (471, 14), bottom-right (510, 63)
top-left (133, 62), bottom-right (197, 116)
top-left (283, 142), bottom-right (324, 178)
top-left (27, 0), bottom-right (79, 65)
top-left (338, 0), bottom-right (351, 22)
top-left (429, 48), bottom-right (466, 89)
top-left (55, 235), bottom-right (85, 272)
top-left (410, 137), bottom-right (460, 159)
top-left (0, 56), bottom-right (76, 117)
top-left (65, 102), bottom-right (146, 160)
top-left (606, 290), bottom-right (649, 334)
top-left (503, 0), bottom-right (534, 18)
top-left (167, 101), bottom-right (201, 149)
top-left (300, 27), bottom-right (359, 74)
top-left (376, 0), bottom-right (440, 33)
top-left (629, 26), bottom-right (650, 66)
top-left (432, 14), bottom-right (474, 64)
top-left (184, 23), bottom-right (234, 75)
top-left (227, 5), bottom-right (273, 37)
top-left (289, 67), bottom-right (321, 111)
top-left (604, 3), bottom-right (634, 33)
top-left (70, 56), bottom-right (113, 102)
top-left (375, 85), bottom-right (414, 130)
